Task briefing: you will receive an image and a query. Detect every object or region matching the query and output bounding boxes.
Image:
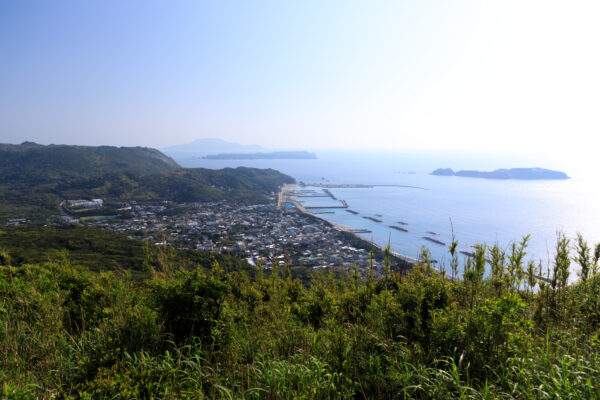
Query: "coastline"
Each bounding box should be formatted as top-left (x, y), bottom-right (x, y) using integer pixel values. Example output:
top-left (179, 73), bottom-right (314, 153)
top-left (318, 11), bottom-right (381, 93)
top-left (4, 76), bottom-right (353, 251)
top-left (279, 184), bottom-right (416, 270)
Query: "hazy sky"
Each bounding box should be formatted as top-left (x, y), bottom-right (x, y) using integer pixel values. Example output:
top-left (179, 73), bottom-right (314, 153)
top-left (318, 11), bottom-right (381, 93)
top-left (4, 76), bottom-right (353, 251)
top-left (1, 1), bottom-right (599, 158)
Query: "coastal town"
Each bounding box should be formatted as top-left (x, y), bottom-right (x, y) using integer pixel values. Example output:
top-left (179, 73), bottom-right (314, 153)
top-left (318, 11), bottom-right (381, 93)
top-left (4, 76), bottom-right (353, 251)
top-left (68, 198), bottom-right (404, 274)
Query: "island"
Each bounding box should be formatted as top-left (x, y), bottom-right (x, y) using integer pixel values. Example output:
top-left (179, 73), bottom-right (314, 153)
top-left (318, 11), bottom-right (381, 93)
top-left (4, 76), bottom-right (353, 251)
top-left (203, 151), bottom-right (317, 160)
top-left (431, 167), bottom-right (569, 180)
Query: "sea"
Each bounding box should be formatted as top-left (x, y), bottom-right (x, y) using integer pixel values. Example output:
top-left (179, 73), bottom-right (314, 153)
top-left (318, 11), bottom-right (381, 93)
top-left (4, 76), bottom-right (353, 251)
top-left (177, 150), bottom-right (600, 279)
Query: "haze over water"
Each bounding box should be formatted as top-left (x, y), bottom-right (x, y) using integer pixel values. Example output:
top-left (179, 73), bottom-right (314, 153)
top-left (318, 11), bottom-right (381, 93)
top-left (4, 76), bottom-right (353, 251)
top-left (183, 151), bottom-right (600, 278)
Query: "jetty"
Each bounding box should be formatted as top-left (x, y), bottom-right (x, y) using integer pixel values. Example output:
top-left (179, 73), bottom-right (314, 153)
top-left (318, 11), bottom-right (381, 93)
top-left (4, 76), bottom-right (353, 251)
top-left (305, 183), bottom-right (428, 190)
top-left (323, 189), bottom-right (337, 200)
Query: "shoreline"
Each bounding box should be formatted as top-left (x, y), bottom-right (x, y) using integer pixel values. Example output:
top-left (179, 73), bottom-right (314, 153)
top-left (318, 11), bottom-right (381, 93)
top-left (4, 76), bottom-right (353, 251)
top-left (279, 183), bottom-right (416, 269)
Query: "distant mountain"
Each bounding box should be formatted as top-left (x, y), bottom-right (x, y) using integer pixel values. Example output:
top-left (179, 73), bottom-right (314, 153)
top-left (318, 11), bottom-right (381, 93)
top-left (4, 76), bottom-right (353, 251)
top-left (0, 142), bottom-right (295, 222)
top-left (431, 167), bottom-right (569, 180)
top-left (203, 151), bottom-right (317, 160)
top-left (162, 138), bottom-right (265, 158)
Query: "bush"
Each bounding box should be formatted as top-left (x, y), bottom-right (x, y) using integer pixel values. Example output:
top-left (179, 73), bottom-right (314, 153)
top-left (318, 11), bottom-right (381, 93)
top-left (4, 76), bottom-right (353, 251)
top-left (151, 271), bottom-right (229, 343)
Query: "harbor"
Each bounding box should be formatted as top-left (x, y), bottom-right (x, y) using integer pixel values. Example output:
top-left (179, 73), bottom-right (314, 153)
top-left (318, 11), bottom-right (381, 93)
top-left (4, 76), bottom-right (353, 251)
top-left (279, 184), bottom-right (424, 269)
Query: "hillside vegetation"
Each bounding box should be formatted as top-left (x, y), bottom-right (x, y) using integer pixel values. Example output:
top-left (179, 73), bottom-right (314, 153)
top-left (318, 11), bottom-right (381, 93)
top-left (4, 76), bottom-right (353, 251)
top-left (2, 233), bottom-right (600, 398)
top-left (0, 226), bottom-right (253, 276)
top-left (0, 143), bottom-right (179, 186)
top-left (56, 167), bottom-right (293, 203)
top-left (0, 143), bottom-right (294, 222)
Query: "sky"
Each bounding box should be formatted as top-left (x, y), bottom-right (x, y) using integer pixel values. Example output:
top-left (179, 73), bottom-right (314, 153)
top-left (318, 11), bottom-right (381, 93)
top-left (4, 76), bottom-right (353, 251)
top-left (1, 1), bottom-right (599, 161)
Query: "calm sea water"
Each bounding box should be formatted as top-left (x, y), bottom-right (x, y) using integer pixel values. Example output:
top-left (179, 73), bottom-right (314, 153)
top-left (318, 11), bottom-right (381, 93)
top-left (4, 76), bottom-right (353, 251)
top-left (179, 150), bottom-right (600, 278)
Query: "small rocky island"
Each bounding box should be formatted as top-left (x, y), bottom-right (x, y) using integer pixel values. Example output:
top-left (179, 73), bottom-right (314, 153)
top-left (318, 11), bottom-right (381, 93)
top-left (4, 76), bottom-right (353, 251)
top-left (431, 167), bottom-right (569, 180)
top-left (203, 151), bottom-right (317, 160)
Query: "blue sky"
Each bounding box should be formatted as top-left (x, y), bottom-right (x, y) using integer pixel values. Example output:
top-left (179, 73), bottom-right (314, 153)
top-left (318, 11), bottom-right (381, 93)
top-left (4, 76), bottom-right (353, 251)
top-left (1, 1), bottom-right (599, 160)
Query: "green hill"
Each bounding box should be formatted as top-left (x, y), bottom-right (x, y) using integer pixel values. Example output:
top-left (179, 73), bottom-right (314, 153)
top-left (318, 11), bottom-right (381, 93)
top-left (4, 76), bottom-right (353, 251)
top-left (0, 143), bottom-right (295, 222)
top-left (56, 167), bottom-right (293, 203)
top-left (0, 142), bottom-right (179, 187)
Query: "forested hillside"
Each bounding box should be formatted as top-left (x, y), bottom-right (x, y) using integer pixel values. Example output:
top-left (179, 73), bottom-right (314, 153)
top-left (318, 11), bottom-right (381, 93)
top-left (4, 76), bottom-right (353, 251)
top-left (0, 143), bottom-right (294, 222)
top-left (0, 142), bottom-right (179, 185)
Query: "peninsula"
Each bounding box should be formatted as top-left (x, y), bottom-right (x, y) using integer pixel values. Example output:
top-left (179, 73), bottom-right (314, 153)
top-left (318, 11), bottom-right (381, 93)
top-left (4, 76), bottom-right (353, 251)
top-left (431, 167), bottom-right (569, 180)
top-left (203, 151), bottom-right (317, 160)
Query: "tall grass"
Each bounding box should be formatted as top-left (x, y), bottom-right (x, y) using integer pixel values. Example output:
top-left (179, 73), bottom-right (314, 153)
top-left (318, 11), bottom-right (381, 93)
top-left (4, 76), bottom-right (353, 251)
top-left (1, 233), bottom-right (600, 398)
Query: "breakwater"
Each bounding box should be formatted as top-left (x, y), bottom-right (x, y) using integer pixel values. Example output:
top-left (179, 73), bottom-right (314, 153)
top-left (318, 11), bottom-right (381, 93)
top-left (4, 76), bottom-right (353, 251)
top-left (389, 225), bottom-right (408, 232)
top-left (423, 237), bottom-right (446, 246)
top-left (323, 189), bottom-right (337, 200)
top-left (303, 183), bottom-right (428, 190)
